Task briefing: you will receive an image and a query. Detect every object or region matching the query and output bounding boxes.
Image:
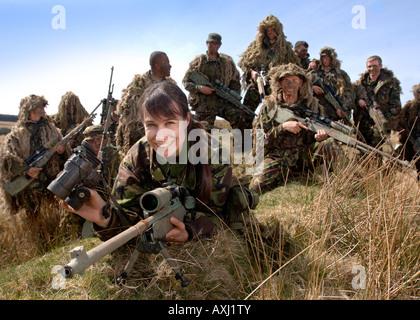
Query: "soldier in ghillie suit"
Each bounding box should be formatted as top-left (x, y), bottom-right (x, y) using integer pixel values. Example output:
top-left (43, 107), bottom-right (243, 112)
top-left (310, 47), bottom-right (355, 122)
top-left (183, 33), bottom-right (250, 131)
top-left (115, 51), bottom-right (174, 154)
top-left (0, 95), bottom-right (71, 215)
top-left (238, 15), bottom-right (300, 113)
top-left (353, 55), bottom-right (402, 148)
top-left (82, 124), bottom-right (122, 192)
top-left (397, 83), bottom-right (420, 175)
top-left (294, 41), bottom-right (311, 70)
top-left (250, 63), bottom-right (334, 194)
top-left (52, 91), bottom-right (92, 148)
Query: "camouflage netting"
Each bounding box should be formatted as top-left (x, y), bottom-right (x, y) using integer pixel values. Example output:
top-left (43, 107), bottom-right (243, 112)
top-left (52, 91), bottom-right (91, 136)
top-left (265, 63), bottom-right (322, 114)
top-left (238, 15), bottom-right (300, 87)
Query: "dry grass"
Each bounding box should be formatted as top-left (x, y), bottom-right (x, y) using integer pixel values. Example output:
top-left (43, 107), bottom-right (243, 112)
top-left (0, 132), bottom-right (419, 300)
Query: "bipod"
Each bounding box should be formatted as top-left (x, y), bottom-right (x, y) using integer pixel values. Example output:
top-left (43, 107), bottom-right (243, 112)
top-left (116, 234), bottom-right (190, 287)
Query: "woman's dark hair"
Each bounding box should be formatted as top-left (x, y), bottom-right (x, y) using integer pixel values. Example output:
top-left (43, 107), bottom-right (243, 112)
top-left (138, 81), bottom-right (212, 202)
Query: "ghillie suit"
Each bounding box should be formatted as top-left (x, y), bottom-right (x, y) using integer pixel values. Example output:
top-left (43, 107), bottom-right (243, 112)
top-left (309, 47), bottom-right (355, 121)
top-left (238, 15), bottom-right (300, 112)
top-left (183, 51), bottom-right (249, 130)
top-left (52, 91), bottom-right (92, 148)
top-left (115, 71), bottom-right (175, 154)
top-left (353, 68), bottom-right (402, 147)
top-left (0, 95), bottom-right (71, 216)
top-left (250, 63), bottom-right (343, 193)
top-left (397, 83), bottom-right (420, 174)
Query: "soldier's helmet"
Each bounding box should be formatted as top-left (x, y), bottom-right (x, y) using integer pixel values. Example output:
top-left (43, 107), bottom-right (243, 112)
top-left (319, 46), bottom-right (337, 58)
top-left (18, 94), bottom-right (48, 123)
top-left (267, 63), bottom-right (315, 105)
top-left (269, 63), bottom-right (309, 86)
top-left (83, 125), bottom-right (104, 140)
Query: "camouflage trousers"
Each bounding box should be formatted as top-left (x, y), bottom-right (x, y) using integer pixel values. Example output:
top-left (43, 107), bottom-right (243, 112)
top-left (249, 138), bottom-right (345, 193)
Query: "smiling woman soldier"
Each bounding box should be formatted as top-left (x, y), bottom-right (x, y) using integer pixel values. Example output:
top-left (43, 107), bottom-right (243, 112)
top-left (62, 81), bottom-right (258, 242)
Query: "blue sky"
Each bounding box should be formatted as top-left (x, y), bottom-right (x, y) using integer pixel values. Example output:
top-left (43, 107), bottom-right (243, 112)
top-left (0, 0), bottom-right (419, 119)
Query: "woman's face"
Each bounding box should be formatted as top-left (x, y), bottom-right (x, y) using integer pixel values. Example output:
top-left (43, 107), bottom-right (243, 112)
top-left (143, 106), bottom-right (190, 160)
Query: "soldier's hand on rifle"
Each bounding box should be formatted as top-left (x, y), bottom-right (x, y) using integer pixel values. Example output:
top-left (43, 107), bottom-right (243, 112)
top-left (61, 189), bottom-right (109, 228)
top-left (56, 145), bottom-right (66, 155)
top-left (315, 129), bottom-right (329, 142)
top-left (358, 99), bottom-right (368, 109)
top-left (165, 217), bottom-right (189, 243)
top-left (312, 85), bottom-right (325, 95)
top-left (251, 70), bottom-right (260, 82)
top-left (26, 167), bottom-right (42, 179)
top-left (200, 86), bottom-right (217, 95)
top-left (283, 121), bottom-right (309, 134)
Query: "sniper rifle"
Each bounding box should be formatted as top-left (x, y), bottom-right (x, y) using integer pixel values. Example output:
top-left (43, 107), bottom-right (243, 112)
top-left (270, 105), bottom-right (411, 168)
top-left (60, 183), bottom-right (195, 287)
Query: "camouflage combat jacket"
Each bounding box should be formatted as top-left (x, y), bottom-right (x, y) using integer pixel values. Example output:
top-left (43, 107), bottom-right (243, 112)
top-left (354, 69), bottom-right (402, 132)
top-left (183, 52), bottom-right (241, 111)
top-left (95, 136), bottom-right (233, 240)
top-left (255, 98), bottom-right (317, 168)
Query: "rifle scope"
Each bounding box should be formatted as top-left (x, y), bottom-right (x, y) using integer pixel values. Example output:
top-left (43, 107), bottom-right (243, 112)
top-left (140, 188), bottom-right (173, 214)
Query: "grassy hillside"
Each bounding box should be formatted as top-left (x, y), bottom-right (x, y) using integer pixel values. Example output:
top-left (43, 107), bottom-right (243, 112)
top-left (0, 151), bottom-right (418, 300)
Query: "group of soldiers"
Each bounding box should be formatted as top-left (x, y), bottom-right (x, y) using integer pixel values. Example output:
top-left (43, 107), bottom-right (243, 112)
top-left (0, 14), bottom-right (419, 218)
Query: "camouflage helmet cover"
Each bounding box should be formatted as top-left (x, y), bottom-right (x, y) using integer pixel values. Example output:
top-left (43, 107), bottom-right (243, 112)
top-left (83, 124), bottom-right (104, 139)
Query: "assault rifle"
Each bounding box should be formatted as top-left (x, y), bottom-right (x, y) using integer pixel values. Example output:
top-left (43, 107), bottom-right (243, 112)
top-left (189, 71), bottom-right (256, 118)
top-left (60, 183), bottom-right (195, 287)
top-left (255, 64), bottom-right (268, 99)
top-left (271, 105), bottom-right (411, 168)
top-left (312, 74), bottom-right (352, 126)
top-left (3, 107), bottom-right (100, 197)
